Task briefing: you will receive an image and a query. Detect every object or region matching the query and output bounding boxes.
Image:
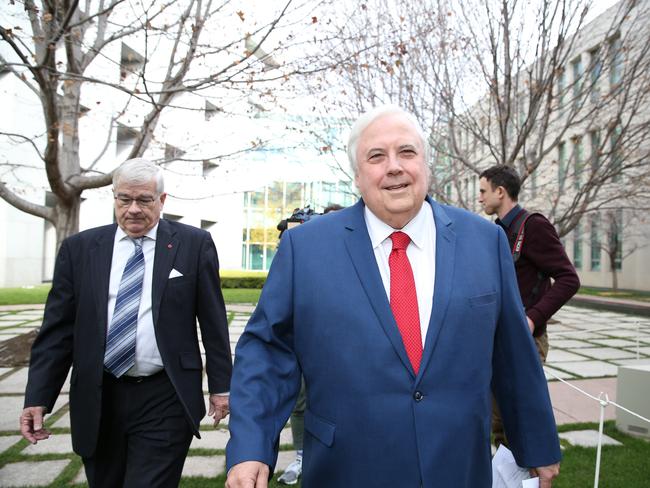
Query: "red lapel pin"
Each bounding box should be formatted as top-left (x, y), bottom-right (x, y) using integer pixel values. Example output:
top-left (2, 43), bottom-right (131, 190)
top-left (167, 243), bottom-right (173, 249)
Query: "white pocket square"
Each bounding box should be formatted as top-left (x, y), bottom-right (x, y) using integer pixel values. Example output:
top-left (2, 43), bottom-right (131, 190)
top-left (169, 268), bottom-right (183, 279)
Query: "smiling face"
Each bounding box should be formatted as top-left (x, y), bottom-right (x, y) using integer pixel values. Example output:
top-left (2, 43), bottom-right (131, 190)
top-left (354, 113), bottom-right (430, 229)
top-left (113, 178), bottom-right (166, 238)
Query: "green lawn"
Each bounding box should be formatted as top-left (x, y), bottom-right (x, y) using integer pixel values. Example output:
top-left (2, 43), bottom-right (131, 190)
top-left (0, 285), bottom-right (261, 306)
top-left (0, 284), bottom-right (51, 305)
top-left (579, 286), bottom-right (650, 303)
top-left (2, 422), bottom-right (650, 487)
top-left (554, 421), bottom-right (650, 488)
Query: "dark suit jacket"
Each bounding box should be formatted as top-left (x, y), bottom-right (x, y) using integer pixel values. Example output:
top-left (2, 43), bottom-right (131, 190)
top-left (24, 219), bottom-right (232, 457)
top-left (226, 197), bottom-right (560, 487)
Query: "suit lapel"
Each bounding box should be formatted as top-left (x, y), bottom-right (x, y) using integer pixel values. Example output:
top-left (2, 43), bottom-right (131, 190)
top-left (343, 200), bottom-right (416, 377)
top-left (91, 225), bottom-right (117, 335)
top-left (152, 219), bottom-right (179, 327)
top-left (418, 198), bottom-right (456, 380)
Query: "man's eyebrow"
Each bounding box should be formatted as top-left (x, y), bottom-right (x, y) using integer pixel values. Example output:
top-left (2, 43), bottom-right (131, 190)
top-left (116, 192), bottom-right (155, 198)
top-left (398, 144), bottom-right (418, 151)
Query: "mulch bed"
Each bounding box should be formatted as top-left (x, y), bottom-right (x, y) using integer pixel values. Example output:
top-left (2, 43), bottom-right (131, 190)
top-left (0, 329), bottom-right (38, 367)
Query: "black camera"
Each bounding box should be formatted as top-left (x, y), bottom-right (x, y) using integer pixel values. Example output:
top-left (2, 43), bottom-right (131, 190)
top-left (277, 206), bottom-right (321, 238)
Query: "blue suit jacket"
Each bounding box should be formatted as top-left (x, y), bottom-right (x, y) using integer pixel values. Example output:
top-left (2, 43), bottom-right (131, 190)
top-left (226, 197), bottom-right (560, 487)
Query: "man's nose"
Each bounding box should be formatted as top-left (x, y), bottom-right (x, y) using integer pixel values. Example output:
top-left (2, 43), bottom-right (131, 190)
top-left (126, 201), bottom-right (142, 212)
top-left (386, 153), bottom-right (403, 173)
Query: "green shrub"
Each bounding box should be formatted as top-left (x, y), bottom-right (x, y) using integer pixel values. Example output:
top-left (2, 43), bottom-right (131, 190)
top-left (219, 270), bottom-right (267, 289)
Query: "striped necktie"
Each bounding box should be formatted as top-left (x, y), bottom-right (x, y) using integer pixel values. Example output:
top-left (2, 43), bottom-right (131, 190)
top-left (104, 237), bottom-right (145, 377)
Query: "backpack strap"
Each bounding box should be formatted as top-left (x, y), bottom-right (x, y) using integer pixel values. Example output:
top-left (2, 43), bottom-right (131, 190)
top-left (508, 210), bottom-right (549, 303)
top-left (509, 209), bottom-right (530, 262)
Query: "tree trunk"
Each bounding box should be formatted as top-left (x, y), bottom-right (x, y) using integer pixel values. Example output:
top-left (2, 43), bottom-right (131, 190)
top-left (610, 255), bottom-right (619, 291)
top-left (54, 198), bottom-right (81, 252)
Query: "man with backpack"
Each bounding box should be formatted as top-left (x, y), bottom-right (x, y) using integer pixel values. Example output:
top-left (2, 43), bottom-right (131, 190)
top-left (478, 164), bottom-right (580, 446)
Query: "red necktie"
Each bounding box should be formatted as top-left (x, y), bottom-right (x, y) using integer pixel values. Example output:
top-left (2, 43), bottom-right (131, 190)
top-left (389, 232), bottom-right (423, 374)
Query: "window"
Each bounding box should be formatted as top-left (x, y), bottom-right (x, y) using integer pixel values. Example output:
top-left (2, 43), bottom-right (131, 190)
top-left (164, 213), bottom-right (182, 222)
top-left (610, 125), bottom-right (622, 182)
top-left (589, 130), bottom-right (601, 172)
top-left (164, 144), bottom-right (185, 161)
top-left (573, 137), bottom-right (584, 189)
top-left (608, 210), bottom-right (623, 271)
top-left (242, 181), bottom-right (318, 271)
top-left (557, 69), bottom-right (566, 110)
top-left (609, 35), bottom-right (623, 88)
top-left (205, 101), bottom-right (220, 121)
top-left (202, 160), bottom-right (218, 177)
top-left (590, 214), bottom-right (600, 271)
top-left (571, 56), bottom-right (583, 107)
top-left (589, 47), bottom-right (602, 102)
top-left (201, 220), bottom-right (216, 231)
top-left (558, 142), bottom-right (568, 191)
top-left (471, 176), bottom-right (477, 211)
top-left (116, 124), bottom-right (139, 156)
top-left (573, 221), bottom-right (582, 269)
top-left (120, 43), bottom-right (145, 81)
top-left (530, 168), bottom-right (537, 199)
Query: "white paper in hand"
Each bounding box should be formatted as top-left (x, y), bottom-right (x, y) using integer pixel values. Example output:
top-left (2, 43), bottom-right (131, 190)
top-left (491, 445), bottom-right (539, 488)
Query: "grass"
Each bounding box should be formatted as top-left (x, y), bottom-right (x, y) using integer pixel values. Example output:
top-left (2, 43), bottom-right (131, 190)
top-left (579, 286), bottom-right (650, 303)
top-left (0, 284), bottom-right (261, 306)
top-left (221, 288), bottom-right (262, 304)
top-left (554, 421), bottom-right (650, 488)
top-left (0, 285), bottom-right (51, 305)
top-left (10, 421), bottom-right (644, 488)
top-left (5, 284), bottom-right (649, 307)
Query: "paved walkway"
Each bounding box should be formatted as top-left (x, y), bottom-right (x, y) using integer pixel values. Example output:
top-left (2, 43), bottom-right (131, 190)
top-left (0, 304), bottom-right (648, 486)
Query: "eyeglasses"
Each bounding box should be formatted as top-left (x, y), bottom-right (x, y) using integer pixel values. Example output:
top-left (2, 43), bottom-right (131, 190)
top-left (114, 195), bottom-right (157, 208)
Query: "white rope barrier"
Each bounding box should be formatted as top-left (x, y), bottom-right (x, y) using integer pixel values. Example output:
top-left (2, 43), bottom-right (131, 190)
top-left (544, 367), bottom-right (650, 488)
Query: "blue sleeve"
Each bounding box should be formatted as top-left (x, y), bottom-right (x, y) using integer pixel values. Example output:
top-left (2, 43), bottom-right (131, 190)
top-left (226, 231), bottom-right (302, 472)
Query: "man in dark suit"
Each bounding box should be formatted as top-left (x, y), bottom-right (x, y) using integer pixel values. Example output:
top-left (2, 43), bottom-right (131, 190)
top-left (479, 164), bottom-right (580, 446)
top-left (20, 158), bottom-right (232, 487)
top-left (225, 106), bottom-right (561, 488)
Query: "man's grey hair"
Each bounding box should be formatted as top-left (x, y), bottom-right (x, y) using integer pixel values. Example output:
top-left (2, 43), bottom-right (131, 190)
top-left (113, 158), bottom-right (164, 194)
top-left (347, 105), bottom-right (431, 174)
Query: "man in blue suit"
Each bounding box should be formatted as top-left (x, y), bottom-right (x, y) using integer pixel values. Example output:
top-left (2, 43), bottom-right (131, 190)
top-left (226, 106), bottom-right (561, 487)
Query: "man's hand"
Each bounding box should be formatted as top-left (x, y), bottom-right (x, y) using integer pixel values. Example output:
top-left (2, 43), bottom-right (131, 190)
top-left (20, 406), bottom-right (51, 444)
top-left (531, 462), bottom-right (560, 488)
top-left (225, 461), bottom-right (269, 488)
top-left (526, 316), bottom-right (535, 334)
top-left (207, 394), bottom-right (229, 426)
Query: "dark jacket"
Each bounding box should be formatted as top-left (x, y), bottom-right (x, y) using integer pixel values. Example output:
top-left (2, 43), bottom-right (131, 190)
top-left (497, 205), bottom-right (580, 337)
top-left (24, 219), bottom-right (232, 457)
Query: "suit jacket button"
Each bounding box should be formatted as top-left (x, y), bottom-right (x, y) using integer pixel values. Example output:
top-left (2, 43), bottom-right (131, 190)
top-left (413, 391), bottom-right (423, 402)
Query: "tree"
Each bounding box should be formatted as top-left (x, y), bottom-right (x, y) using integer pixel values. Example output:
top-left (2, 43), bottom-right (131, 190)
top-left (598, 209), bottom-right (650, 290)
top-left (311, 0), bottom-right (650, 237)
top-left (296, 0), bottom-right (449, 186)
top-left (428, 0), bottom-right (650, 236)
top-left (0, 0), bottom-right (323, 249)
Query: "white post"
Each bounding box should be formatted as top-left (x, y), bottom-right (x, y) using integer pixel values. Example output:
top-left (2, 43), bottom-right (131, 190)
top-left (594, 393), bottom-right (609, 488)
top-left (637, 321), bottom-right (641, 359)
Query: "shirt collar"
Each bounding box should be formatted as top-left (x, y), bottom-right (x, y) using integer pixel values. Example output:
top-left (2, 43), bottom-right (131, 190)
top-left (115, 222), bottom-right (159, 243)
top-left (364, 201), bottom-right (431, 250)
top-left (496, 204), bottom-right (522, 229)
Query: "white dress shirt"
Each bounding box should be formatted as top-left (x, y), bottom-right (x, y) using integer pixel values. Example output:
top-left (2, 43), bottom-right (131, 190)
top-left (364, 201), bottom-right (436, 347)
top-left (107, 224), bottom-right (162, 376)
